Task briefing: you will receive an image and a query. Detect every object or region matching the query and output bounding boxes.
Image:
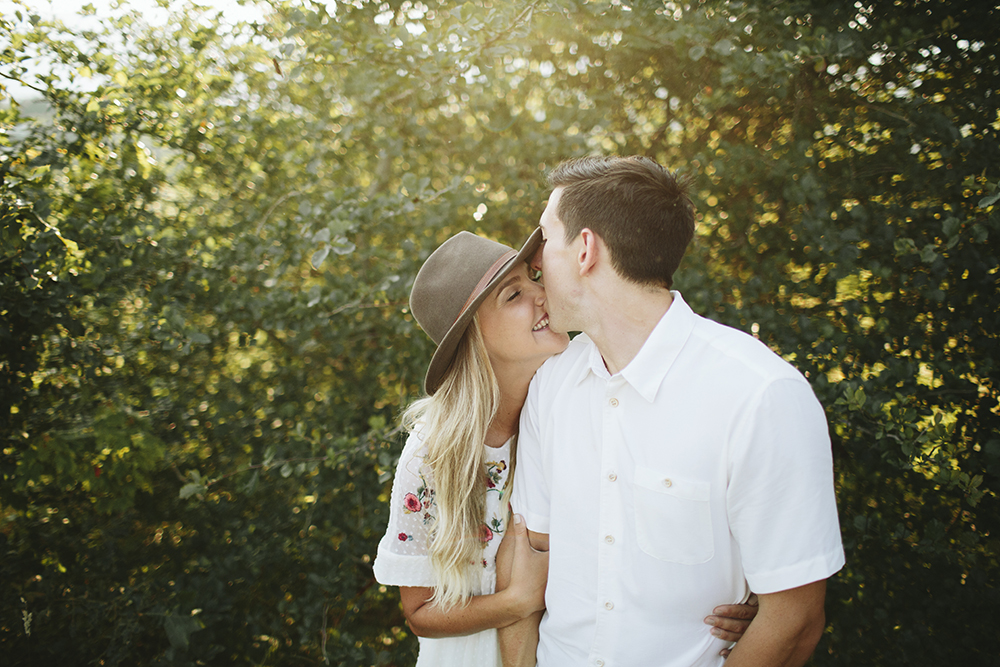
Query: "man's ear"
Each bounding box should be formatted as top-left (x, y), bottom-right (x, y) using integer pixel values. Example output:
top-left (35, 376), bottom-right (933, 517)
top-left (578, 228), bottom-right (599, 277)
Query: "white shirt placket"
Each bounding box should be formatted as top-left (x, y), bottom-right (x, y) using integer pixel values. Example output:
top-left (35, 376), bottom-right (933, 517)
top-left (590, 375), bottom-right (626, 667)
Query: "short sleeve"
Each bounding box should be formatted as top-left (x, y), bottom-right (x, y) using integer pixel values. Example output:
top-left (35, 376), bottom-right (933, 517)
top-left (373, 431), bottom-right (439, 587)
top-left (727, 378), bottom-right (845, 594)
top-left (511, 373), bottom-right (551, 533)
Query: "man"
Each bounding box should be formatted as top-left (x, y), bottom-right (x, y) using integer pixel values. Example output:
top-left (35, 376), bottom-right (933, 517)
top-left (501, 156), bottom-right (845, 667)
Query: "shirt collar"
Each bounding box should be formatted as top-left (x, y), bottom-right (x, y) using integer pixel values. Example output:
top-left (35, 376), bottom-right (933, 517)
top-left (576, 291), bottom-right (697, 403)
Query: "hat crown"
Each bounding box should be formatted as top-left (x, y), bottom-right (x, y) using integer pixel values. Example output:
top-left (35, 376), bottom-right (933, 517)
top-left (409, 227), bottom-right (541, 395)
top-left (410, 232), bottom-right (514, 345)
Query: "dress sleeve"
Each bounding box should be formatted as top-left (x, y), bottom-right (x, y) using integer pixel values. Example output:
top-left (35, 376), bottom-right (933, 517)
top-left (372, 431), bottom-right (439, 588)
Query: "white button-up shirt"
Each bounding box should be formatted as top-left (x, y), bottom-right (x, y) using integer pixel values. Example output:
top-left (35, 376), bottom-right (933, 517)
top-left (512, 292), bottom-right (845, 667)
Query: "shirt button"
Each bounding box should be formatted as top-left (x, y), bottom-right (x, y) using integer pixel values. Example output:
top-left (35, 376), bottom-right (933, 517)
top-left (596, 661), bottom-right (605, 667)
top-left (607, 472), bottom-right (617, 482)
top-left (604, 601), bottom-right (614, 610)
top-left (609, 397), bottom-right (619, 407)
top-left (663, 478), bottom-right (673, 488)
top-left (604, 534), bottom-right (614, 544)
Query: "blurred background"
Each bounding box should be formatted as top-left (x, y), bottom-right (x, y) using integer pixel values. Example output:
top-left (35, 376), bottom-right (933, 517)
top-left (1, 0), bottom-right (997, 664)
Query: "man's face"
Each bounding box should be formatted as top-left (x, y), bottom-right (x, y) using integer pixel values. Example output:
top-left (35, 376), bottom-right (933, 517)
top-left (536, 187), bottom-right (580, 334)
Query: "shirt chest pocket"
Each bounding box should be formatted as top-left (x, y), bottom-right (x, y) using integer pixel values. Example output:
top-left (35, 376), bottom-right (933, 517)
top-left (632, 467), bottom-right (714, 565)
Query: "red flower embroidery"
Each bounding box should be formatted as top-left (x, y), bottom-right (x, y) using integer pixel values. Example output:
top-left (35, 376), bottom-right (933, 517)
top-left (486, 478), bottom-right (495, 489)
top-left (398, 532), bottom-right (409, 541)
top-left (403, 493), bottom-right (421, 513)
top-left (479, 524), bottom-right (493, 543)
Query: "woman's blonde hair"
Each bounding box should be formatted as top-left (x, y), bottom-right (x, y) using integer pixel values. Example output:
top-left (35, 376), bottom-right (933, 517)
top-left (401, 315), bottom-right (508, 609)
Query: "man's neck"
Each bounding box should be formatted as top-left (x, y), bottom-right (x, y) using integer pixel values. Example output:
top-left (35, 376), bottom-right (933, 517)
top-left (586, 288), bottom-right (674, 376)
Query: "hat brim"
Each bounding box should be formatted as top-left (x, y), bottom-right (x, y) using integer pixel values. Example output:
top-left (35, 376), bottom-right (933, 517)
top-left (423, 227), bottom-right (543, 395)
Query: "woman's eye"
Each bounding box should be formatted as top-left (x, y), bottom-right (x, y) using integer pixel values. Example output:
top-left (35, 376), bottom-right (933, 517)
top-left (507, 290), bottom-right (522, 302)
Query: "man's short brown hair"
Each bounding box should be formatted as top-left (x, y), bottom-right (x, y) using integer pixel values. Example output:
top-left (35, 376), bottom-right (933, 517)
top-left (547, 156), bottom-right (695, 289)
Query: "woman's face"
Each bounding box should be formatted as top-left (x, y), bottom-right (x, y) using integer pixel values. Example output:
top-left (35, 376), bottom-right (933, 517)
top-left (476, 262), bottom-right (570, 374)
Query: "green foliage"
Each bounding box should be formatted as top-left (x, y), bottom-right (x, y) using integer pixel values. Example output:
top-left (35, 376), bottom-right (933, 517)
top-left (1, 0), bottom-right (996, 664)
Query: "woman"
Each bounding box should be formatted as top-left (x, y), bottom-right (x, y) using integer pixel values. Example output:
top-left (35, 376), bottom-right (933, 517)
top-left (373, 230), bottom-right (755, 666)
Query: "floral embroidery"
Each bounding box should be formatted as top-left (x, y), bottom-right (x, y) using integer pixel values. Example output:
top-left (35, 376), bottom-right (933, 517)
top-left (398, 454), bottom-right (510, 566)
top-left (488, 515), bottom-right (504, 538)
top-left (485, 459), bottom-right (507, 491)
top-left (402, 477), bottom-right (435, 525)
top-left (403, 493), bottom-right (421, 513)
top-left (475, 458), bottom-right (509, 559)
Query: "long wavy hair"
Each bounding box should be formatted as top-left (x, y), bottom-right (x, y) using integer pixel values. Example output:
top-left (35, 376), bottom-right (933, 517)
top-left (401, 315), bottom-right (509, 609)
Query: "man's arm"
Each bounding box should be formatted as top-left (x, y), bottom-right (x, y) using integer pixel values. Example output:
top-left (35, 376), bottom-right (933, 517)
top-left (720, 580), bottom-right (827, 667)
top-left (497, 525), bottom-right (549, 667)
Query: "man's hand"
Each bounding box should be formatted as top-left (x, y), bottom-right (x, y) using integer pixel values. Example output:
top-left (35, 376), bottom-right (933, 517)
top-left (705, 593), bottom-right (759, 657)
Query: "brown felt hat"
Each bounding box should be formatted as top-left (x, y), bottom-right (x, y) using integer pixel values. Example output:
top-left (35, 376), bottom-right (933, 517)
top-left (411, 227), bottom-right (543, 395)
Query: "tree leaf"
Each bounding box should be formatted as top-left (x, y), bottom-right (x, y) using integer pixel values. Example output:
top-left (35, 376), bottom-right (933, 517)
top-left (310, 245), bottom-right (330, 268)
top-left (979, 192), bottom-right (1000, 208)
top-left (179, 483), bottom-right (205, 499)
top-left (713, 39), bottom-right (734, 56)
top-left (164, 613), bottom-right (204, 650)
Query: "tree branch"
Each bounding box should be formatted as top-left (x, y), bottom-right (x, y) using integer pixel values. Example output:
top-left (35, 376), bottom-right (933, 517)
top-left (325, 298), bottom-right (407, 318)
top-left (0, 69), bottom-right (50, 97)
top-left (859, 101), bottom-right (916, 127)
top-left (255, 190), bottom-right (300, 235)
top-left (202, 422), bottom-right (405, 490)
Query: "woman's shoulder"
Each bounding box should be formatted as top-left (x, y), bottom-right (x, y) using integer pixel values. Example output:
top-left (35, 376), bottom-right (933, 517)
top-left (393, 427), bottom-right (434, 479)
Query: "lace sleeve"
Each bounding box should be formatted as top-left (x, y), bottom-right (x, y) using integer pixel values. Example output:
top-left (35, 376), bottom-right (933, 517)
top-left (372, 431), bottom-right (439, 588)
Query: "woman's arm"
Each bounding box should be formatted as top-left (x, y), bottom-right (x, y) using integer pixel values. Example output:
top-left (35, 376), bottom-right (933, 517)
top-left (401, 515), bottom-right (548, 638)
top-left (497, 520), bottom-right (549, 667)
top-left (400, 583), bottom-right (532, 638)
top-left (707, 593), bottom-right (760, 657)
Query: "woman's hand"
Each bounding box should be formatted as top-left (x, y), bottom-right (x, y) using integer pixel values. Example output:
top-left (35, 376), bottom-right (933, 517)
top-left (504, 514), bottom-right (548, 617)
top-left (705, 593), bottom-right (759, 657)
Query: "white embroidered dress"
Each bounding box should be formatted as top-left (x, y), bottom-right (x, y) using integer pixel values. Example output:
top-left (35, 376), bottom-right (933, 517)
top-left (373, 430), bottom-right (512, 667)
